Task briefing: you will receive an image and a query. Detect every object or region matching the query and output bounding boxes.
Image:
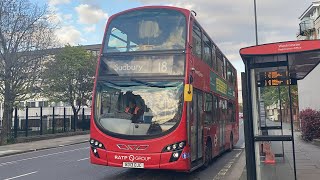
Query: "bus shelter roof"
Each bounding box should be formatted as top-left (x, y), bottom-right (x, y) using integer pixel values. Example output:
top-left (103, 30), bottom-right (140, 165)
top-left (240, 40), bottom-right (320, 80)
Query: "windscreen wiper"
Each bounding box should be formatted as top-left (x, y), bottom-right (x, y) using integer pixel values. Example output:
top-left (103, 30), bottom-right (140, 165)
top-left (130, 78), bottom-right (176, 88)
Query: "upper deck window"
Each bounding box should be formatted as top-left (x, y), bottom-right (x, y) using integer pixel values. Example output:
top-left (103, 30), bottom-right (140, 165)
top-left (216, 50), bottom-right (223, 77)
top-left (192, 23), bottom-right (202, 59)
top-left (203, 34), bottom-right (212, 67)
top-left (104, 9), bottom-right (186, 53)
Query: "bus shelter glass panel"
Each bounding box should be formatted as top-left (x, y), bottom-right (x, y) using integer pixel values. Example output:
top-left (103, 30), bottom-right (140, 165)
top-left (249, 57), bottom-right (296, 180)
top-left (254, 141), bottom-right (295, 180)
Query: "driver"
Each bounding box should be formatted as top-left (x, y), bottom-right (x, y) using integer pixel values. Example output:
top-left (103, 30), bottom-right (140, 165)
top-left (125, 99), bottom-right (144, 123)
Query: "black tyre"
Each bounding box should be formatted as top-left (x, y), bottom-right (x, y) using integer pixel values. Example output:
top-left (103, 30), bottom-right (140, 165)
top-left (228, 133), bottom-right (234, 152)
top-left (203, 141), bottom-right (212, 168)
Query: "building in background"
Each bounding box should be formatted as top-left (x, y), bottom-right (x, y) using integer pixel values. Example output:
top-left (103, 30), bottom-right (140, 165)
top-left (297, 1), bottom-right (320, 40)
top-left (297, 1), bottom-right (320, 111)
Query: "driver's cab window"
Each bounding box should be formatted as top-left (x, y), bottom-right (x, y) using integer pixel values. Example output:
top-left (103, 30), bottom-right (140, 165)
top-left (96, 81), bottom-right (184, 136)
top-left (101, 91), bottom-right (146, 123)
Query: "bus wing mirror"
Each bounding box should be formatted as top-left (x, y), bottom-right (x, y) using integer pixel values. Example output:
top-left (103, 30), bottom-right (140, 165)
top-left (184, 84), bottom-right (193, 102)
top-left (189, 75), bottom-right (194, 84)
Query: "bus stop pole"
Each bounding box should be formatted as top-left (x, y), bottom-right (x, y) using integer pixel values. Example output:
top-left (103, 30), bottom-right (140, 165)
top-left (254, 0), bottom-right (258, 45)
top-left (242, 70), bottom-right (256, 180)
top-left (287, 54), bottom-right (297, 180)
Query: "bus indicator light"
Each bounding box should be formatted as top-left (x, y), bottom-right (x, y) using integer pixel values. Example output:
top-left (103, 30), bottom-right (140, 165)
top-left (182, 153), bottom-right (190, 159)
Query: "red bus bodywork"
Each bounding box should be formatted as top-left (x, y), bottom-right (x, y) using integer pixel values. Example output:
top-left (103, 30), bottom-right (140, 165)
top-left (90, 6), bottom-right (239, 172)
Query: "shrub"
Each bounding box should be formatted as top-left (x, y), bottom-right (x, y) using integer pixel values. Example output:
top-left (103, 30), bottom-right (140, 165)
top-left (300, 108), bottom-right (320, 141)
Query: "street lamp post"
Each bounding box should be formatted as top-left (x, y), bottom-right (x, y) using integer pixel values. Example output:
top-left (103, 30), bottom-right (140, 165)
top-left (254, 0), bottom-right (258, 45)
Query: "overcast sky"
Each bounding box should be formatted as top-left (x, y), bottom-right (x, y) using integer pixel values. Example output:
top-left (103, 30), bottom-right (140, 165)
top-left (47, 0), bottom-right (314, 73)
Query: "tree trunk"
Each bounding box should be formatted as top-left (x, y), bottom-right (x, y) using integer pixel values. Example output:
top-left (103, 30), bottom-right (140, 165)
top-left (1, 97), bottom-right (13, 145)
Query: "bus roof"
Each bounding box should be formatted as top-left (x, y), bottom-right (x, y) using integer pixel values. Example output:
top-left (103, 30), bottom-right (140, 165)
top-left (240, 40), bottom-right (320, 80)
top-left (108, 5), bottom-right (191, 20)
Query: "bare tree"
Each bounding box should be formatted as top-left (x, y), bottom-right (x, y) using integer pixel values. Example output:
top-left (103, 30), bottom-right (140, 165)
top-left (0, 0), bottom-right (56, 144)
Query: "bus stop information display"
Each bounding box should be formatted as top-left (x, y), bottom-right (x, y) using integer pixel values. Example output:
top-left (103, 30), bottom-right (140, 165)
top-left (258, 71), bottom-right (289, 87)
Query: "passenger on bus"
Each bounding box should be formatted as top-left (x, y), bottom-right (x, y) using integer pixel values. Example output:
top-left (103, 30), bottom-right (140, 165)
top-left (125, 100), bottom-right (144, 123)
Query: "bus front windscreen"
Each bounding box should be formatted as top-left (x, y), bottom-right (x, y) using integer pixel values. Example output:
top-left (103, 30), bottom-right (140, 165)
top-left (104, 9), bottom-right (186, 53)
top-left (94, 80), bottom-right (183, 139)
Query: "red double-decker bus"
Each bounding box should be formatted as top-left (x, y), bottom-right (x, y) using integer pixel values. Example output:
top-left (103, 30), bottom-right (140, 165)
top-left (90, 6), bottom-right (239, 171)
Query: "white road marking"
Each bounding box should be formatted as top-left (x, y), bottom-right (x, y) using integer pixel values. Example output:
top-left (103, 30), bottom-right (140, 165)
top-left (0, 141), bottom-right (88, 159)
top-left (4, 171), bottom-right (38, 180)
top-left (213, 152), bottom-right (242, 180)
top-left (0, 147), bottom-right (89, 167)
top-left (77, 157), bottom-right (89, 162)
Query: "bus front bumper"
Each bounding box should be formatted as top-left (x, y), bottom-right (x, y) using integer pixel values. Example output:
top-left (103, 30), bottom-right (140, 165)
top-left (90, 148), bottom-right (190, 171)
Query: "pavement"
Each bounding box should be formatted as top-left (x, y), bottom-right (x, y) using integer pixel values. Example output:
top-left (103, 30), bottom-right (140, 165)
top-left (0, 134), bottom-right (89, 157)
top-left (293, 132), bottom-right (320, 180)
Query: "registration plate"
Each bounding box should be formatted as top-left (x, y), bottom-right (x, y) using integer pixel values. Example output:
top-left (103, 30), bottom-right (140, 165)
top-left (122, 162), bottom-right (144, 168)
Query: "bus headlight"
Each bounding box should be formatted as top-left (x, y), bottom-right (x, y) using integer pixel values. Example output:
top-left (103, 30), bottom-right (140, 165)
top-left (170, 150), bottom-right (182, 162)
top-left (91, 146), bottom-right (100, 158)
top-left (89, 138), bottom-right (105, 149)
top-left (90, 138), bottom-right (105, 158)
top-left (173, 152), bottom-right (179, 158)
top-left (162, 141), bottom-right (186, 152)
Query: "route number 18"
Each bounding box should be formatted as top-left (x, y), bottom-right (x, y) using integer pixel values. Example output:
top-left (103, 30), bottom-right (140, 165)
top-left (158, 62), bottom-right (168, 72)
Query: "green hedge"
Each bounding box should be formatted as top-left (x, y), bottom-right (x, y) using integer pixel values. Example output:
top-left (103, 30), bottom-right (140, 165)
top-left (300, 108), bottom-right (320, 141)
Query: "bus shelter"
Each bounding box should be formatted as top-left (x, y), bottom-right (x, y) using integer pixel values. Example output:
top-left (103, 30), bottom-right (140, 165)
top-left (240, 40), bottom-right (320, 180)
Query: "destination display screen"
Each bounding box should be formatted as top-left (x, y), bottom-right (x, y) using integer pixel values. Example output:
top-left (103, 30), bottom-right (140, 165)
top-left (101, 55), bottom-right (185, 76)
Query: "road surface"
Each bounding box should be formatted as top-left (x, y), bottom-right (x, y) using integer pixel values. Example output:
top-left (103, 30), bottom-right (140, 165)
top-left (0, 119), bottom-right (244, 180)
